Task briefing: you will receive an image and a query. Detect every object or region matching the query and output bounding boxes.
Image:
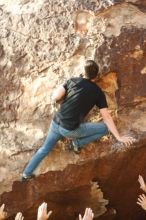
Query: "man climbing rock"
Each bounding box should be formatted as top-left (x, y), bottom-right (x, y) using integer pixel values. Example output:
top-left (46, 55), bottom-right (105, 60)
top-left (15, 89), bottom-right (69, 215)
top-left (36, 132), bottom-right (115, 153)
top-left (21, 60), bottom-right (135, 181)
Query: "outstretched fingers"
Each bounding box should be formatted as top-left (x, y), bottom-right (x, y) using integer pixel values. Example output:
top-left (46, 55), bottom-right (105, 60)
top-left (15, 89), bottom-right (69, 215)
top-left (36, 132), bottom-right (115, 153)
top-left (79, 208), bottom-right (94, 220)
top-left (137, 194), bottom-right (146, 211)
top-left (15, 212), bottom-right (24, 220)
top-left (37, 202), bottom-right (52, 220)
top-left (0, 204), bottom-right (7, 219)
top-left (137, 194), bottom-right (146, 202)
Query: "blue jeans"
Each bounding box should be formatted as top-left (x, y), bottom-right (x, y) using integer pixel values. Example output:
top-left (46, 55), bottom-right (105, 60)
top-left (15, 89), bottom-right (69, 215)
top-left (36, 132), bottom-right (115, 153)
top-left (23, 120), bottom-right (108, 176)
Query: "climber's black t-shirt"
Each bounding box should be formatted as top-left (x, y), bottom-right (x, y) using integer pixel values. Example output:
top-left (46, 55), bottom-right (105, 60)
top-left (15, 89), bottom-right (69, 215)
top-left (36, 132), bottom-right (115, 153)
top-left (53, 77), bottom-right (108, 130)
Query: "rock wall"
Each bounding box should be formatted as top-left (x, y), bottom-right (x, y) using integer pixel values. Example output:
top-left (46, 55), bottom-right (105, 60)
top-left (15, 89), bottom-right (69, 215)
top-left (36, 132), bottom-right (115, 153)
top-left (0, 0), bottom-right (146, 219)
top-left (0, 0), bottom-right (115, 193)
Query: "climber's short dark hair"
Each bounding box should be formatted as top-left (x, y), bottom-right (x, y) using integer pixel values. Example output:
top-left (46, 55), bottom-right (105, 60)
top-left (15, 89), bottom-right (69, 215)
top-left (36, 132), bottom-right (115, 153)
top-left (84, 60), bottom-right (99, 79)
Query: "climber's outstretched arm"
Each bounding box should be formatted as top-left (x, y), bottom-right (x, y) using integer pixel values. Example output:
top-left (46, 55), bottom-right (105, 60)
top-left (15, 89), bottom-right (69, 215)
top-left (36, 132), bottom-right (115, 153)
top-left (100, 108), bottom-right (136, 146)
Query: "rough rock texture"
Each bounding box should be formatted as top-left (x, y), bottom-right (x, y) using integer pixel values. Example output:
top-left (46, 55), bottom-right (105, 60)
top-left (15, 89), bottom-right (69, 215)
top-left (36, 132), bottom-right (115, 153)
top-left (0, 0), bottom-right (146, 219)
top-left (96, 3), bottom-right (146, 106)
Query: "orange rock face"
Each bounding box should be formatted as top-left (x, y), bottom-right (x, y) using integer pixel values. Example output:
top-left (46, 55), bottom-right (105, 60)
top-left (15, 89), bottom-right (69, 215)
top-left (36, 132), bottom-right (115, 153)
top-left (96, 72), bottom-right (118, 109)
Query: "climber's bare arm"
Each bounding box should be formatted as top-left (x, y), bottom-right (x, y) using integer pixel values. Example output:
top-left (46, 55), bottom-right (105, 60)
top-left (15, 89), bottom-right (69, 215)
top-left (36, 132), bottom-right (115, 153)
top-left (51, 85), bottom-right (66, 102)
top-left (100, 108), bottom-right (135, 146)
top-left (138, 175), bottom-right (146, 192)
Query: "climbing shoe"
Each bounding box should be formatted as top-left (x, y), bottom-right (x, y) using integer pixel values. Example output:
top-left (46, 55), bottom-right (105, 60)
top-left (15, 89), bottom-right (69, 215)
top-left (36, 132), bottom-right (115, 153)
top-left (20, 174), bottom-right (35, 182)
top-left (66, 140), bottom-right (81, 154)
